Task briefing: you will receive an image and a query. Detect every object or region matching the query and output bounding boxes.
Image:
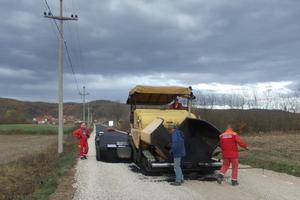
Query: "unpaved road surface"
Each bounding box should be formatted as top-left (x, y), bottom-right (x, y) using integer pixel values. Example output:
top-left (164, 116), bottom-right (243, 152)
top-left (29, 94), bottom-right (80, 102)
top-left (0, 135), bottom-right (56, 164)
top-left (73, 129), bottom-right (300, 200)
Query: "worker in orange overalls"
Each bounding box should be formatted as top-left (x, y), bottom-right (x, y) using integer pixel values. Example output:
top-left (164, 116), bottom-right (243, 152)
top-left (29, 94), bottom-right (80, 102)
top-left (217, 125), bottom-right (248, 186)
top-left (73, 122), bottom-right (90, 160)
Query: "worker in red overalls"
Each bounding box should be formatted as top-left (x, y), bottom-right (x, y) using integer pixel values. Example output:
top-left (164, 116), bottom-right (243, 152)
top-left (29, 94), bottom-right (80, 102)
top-left (217, 125), bottom-right (248, 186)
top-left (73, 122), bottom-right (90, 160)
top-left (170, 98), bottom-right (183, 109)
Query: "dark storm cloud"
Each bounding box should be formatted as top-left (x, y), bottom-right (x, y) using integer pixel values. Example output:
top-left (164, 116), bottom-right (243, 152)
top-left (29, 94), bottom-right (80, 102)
top-left (0, 0), bottom-right (300, 102)
top-left (72, 0), bottom-right (300, 82)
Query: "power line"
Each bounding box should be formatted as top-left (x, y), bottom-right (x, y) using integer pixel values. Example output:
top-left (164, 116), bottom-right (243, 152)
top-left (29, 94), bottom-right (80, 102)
top-left (41, 0), bottom-right (59, 40)
top-left (43, 0), bottom-right (81, 95)
top-left (74, 22), bottom-right (88, 86)
top-left (43, 0), bottom-right (63, 38)
top-left (64, 17), bottom-right (85, 88)
top-left (64, 40), bottom-right (81, 94)
top-left (62, 1), bottom-right (85, 97)
top-left (71, 0), bottom-right (76, 15)
top-left (68, 0), bottom-right (88, 86)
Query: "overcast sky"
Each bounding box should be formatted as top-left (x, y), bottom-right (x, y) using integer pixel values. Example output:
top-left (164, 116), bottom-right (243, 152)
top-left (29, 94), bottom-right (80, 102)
top-left (0, 0), bottom-right (299, 103)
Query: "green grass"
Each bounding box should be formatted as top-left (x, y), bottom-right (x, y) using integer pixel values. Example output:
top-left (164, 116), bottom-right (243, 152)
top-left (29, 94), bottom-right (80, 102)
top-left (240, 157), bottom-right (300, 177)
top-left (0, 124), bottom-right (75, 135)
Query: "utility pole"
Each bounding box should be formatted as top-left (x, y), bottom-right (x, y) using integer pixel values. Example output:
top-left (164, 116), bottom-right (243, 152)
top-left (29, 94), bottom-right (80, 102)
top-left (79, 86), bottom-right (89, 122)
top-left (87, 103), bottom-right (90, 125)
top-left (43, 0), bottom-right (78, 154)
top-left (90, 112), bottom-right (93, 125)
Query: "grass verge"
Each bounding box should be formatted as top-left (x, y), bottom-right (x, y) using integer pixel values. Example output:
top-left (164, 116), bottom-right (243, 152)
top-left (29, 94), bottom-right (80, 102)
top-left (0, 124), bottom-right (75, 135)
top-left (0, 135), bottom-right (77, 200)
top-left (239, 156), bottom-right (300, 177)
top-left (239, 133), bottom-right (300, 177)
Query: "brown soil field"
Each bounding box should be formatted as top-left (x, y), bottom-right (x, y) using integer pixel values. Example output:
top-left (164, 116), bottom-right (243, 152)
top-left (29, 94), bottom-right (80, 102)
top-left (0, 135), bottom-right (57, 165)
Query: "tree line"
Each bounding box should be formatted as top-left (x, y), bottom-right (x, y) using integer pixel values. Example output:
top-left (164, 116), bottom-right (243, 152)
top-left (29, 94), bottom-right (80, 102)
top-left (193, 88), bottom-right (300, 113)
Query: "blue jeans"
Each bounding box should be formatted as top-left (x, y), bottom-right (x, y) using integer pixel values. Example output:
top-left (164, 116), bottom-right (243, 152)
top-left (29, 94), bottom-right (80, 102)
top-left (174, 157), bottom-right (184, 182)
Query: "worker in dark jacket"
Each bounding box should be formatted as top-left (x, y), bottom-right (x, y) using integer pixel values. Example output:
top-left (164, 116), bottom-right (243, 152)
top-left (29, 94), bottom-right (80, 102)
top-left (217, 125), bottom-right (248, 186)
top-left (169, 124), bottom-right (186, 186)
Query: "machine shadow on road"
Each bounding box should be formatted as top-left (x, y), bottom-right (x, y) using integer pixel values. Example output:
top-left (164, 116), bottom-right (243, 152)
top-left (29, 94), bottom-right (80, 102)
top-left (128, 163), bottom-right (217, 183)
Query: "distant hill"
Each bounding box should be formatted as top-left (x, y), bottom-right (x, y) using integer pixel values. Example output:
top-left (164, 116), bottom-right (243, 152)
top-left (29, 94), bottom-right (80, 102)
top-left (0, 98), bottom-right (129, 124)
top-left (1, 98), bottom-right (300, 133)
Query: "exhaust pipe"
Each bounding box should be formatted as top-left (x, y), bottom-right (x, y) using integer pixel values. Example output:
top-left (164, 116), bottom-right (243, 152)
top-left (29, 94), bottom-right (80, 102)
top-left (198, 162), bottom-right (223, 167)
top-left (151, 163), bottom-right (174, 168)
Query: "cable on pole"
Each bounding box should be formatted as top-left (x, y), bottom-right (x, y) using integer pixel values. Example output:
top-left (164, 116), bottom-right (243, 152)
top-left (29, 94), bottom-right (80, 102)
top-left (43, 0), bottom-right (82, 95)
top-left (67, 0), bottom-right (88, 86)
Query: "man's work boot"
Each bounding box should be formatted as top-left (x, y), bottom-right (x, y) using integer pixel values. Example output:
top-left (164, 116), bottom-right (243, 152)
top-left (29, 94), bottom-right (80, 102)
top-left (216, 174), bottom-right (224, 184)
top-left (170, 182), bottom-right (182, 186)
top-left (231, 180), bottom-right (239, 186)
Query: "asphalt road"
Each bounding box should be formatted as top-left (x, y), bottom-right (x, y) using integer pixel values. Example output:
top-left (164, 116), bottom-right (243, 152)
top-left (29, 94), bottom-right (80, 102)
top-left (72, 125), bottom-right (300, 200)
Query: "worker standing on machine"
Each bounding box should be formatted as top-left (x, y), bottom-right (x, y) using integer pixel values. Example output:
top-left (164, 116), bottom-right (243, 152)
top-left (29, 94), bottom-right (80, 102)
top-left (170, 98), bottom-right (183, 109)
top-left (169, 124), bottom-right (186, 186)
top-left (73, 122), bottom-right (90, 160)
top-left (217, 125), bottom-right (248, 186)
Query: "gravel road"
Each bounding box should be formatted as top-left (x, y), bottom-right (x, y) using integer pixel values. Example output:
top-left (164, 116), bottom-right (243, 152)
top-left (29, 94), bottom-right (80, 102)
top-left (73, 130), bottom-right (300, 200)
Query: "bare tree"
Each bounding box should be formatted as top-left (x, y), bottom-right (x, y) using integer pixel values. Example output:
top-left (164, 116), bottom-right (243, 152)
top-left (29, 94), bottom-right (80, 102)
top-left (251, 87), bottom-right (258, 109)
top-left (207, 93), bottom-right (216, 109)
